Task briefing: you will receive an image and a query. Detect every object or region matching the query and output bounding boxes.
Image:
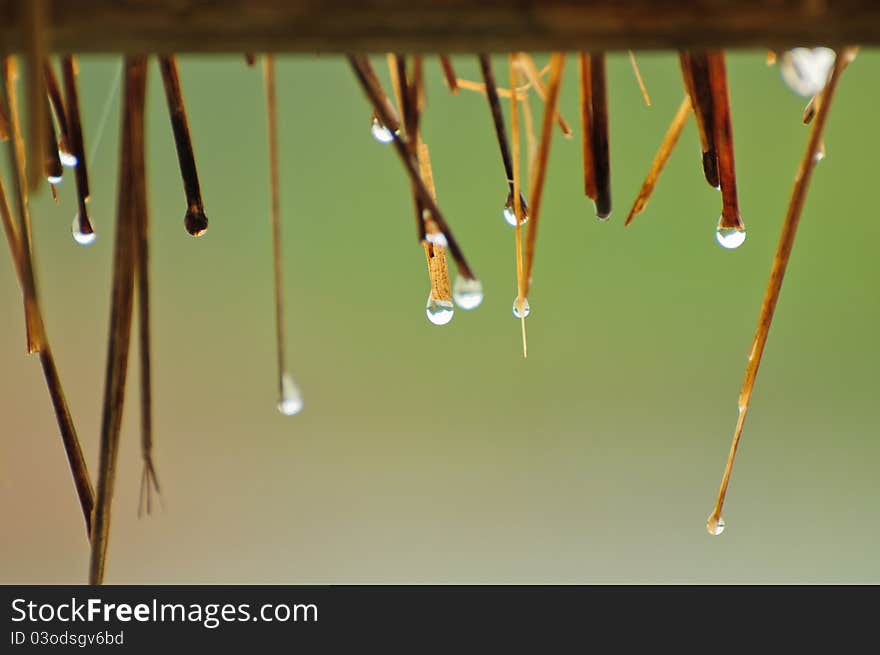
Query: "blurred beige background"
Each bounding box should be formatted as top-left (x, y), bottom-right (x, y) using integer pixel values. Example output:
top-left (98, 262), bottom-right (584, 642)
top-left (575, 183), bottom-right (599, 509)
top-left (1, 52), bottom-right (878, 583)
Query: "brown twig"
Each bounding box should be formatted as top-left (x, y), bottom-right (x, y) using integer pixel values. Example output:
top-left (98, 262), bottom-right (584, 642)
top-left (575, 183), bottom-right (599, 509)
top-left (90, 56), bottom-right (146, 585)
top-left (578, 53), bottom-right (596, 201)
top-left (707, 51), bottom-right (744, 233)
top-left (707, 48), bottom-right (853, 536)
top-left (625, 95), bottom-right (691, 226)
top-left (522, 53), bottom-right (565, 300)
top-left (349, 54), bottom-right (476, 280)
top-left (516, 53), bottom-right (572, 137)
top-left (510, 55), bottom-right (527, 357)
top-left (589, 53), bottom-right (611, 219)
top-left (23, 0), bottom-right (48, 193)
top-left (1, 58), bottom-right (95, 538)
top-left (3, 57), bottom-right (42, 353)
top-left (628, 50), bottom-right (651, 106)
top-left (679, 51), bottom-right (719, 189)
top-left (438, 55), bottom-right (458, 94)
top-left (134, 75), bottom-right (159, 517)
top-left (61, 55), bottom-right (96, 243)
top-left (263, 55), bottom-right (303, 415)
top-left (158, 55), bottom-right (208, 236)
top-left (477, 54), bottom-right (528, 222)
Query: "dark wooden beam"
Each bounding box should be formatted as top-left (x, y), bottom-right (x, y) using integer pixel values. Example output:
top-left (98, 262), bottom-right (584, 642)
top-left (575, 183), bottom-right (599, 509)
top-left (0, 1), bottom-right (878, 54)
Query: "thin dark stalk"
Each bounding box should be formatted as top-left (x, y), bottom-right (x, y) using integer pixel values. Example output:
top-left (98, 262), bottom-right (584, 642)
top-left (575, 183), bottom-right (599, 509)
top-left (578, 53), bottom-right (596, 201)
top-left (707, 51), bottom-right (744, 231)
top-left (478, 53), bottom-right (528, 218)
top-left (349, 54), bottom-right (476, 280)
top-left (589, 53), bottom-right (611, 219)
top-left (361, 56), bottom-right (401, 134)
top-left (44, 59), bottom-right (74, 163)
top-left (23, 0), bottom-right (47, 192)
top-left (263, 55), bottom-right (289, 401)
top-left (438, 55), bottom-right (458, 93)
top-left (158, 55), bottom-right (208, 236)
top-left (1, 60), bottom-right (95, 537)
top-left (44, 95), bottom-right (63, 185)
top-left (134, 74), bottom-right (159, 518)
top-left (707, 49), bottom-right (853, 536)
top-left (90, 56), bottom-right (146, 585)
top-left (625, 96), bottom-right (691, 226)
top-left (679, 51), bottom-right (719, 188)
top-left (391, 54), bottom-right (427, 242)
top-left (61, 55), bottom-right (96, 241)
top-left (3, 57), bottom-right (42, 353)
top-left (522, 53), bottom-right (565, 300)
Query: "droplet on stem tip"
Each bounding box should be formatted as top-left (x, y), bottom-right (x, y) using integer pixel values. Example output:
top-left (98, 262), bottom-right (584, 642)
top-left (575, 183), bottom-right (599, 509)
top-left (512, 296), bottom-right (530, 319)
top-left (71, 214), bottom-right (97, 246)
top-left (370, 115), bottom-right (395, 144)
top-left (453, 277), bottom-right (483, 310)
top-left (426, 292), bottom-right (454, 326)
top-left (716, 221), bottom-right (747, 250)
top-left (503, 190), bottom-right (529, 227)
top-left (184, 207), bottom-right (209, 237)
top-left (277, 371), bottom-right (304, 416)
top-left (706, 513), bottom-right (726, 536)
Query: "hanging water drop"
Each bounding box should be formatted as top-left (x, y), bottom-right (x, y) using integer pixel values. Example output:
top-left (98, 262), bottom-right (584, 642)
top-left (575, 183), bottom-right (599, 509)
top-left (716, 223), bottom-right (746, 250)
top-left (780, 48), bottom-right (835, 97)
top-left (47, 174), bottom-right (63, 185)
top-left (503, 191), bottom-right (529, 227)
top-left (426, 292), bottom-right (454, 326)
top-left (453, 277), bottom-right (484, 310)
top-left (512, 296), bottom-right (530, 319)
top-left (706, 513), bottom-right (726, 536)
top-left (184, 207), bottom-right (209, 237)
top-left (277, 371), bottom-right (304, 416)
top-left (71, 215), bottom-right (97, 246)
top-left (425, 231), bottom-right (448, 248)
top-left (58, 149), bottom-right (78, 168)
top-left (370, 115), bottom-right (394, 144)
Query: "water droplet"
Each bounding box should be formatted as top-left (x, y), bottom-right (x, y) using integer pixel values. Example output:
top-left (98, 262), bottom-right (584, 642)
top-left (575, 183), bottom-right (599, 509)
top-left (780, 47), bottom-right (835, 97)
top-left (512, 296), bottom-right (530, 319)
top-left (72, 215), bottom-right (97, 246)
top-left (453, 277), bottom-right (483, 310)
top-left (277, 372), bottom-right (304, 416)
top-left (47, 174), bottom-right (63, 185)
top-left (716, 222), bottom-right (746, 250)
top-left (370, 115), bottom-right (395, 144)
top-left (706, 513), bottom-right (726, 536)
top-left (426, 293), bottom-right (454, 326)
top-left (59, 149), bottom-right (78, 168)
top-left (184, 207), bottom-right (208, 237)
top-left (425, 231), bottom-right (448, 248)
top-left (503, 191), bottom-right (529, 227)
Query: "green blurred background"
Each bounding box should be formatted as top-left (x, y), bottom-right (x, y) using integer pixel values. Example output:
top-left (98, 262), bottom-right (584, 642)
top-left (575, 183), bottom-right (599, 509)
top-left (1, 52), bottom-right (878, 583)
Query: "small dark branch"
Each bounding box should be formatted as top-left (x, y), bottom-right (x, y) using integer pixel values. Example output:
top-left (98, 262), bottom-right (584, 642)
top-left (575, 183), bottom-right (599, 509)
top-left (589, 53), bottom-right (611, 219)
top-left (438, 55), bottom-right (458, 93)
top-left (158, 55), bottom-right (208, 236)
top-left (349, 54), bottom-right (476, 280)
top-left (707, 51), bottom-right (744, 231)
top-left (89, 55), bottom-right (147, 585)
top-left (61, 55), bottom-right (96, 240)
top-left (679, 52), bottom-right (719, 188)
